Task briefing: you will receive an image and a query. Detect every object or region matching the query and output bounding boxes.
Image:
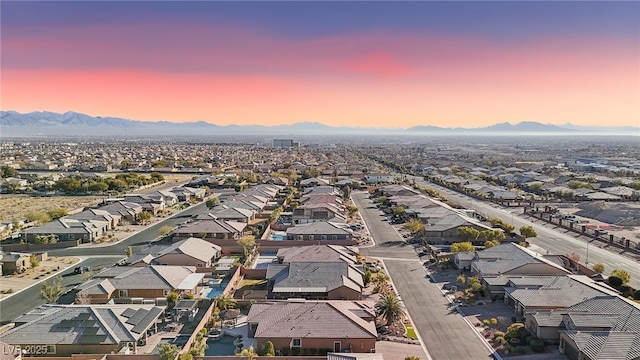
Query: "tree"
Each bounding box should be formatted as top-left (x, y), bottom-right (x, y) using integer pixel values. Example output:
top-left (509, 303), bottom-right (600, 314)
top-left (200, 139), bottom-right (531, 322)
top-left (342, 185), bottom-right (352, 199)
top-left (484, 240), bottom-right (499, 248)
top-left (375, 292), bottom-right (405, 326)
top-left (159, 344), bottom-right (179, 360)
top-left (456, 226), bottom-right (480, 242)
top-left (80, 270), bottom-right (94, 282)
top-left (29, 254), bottom-right (39, 268)
top-left (259, 341), bottom-right (275, 356)
top-left (392, 206), bottom-right (405, 217)
top-left (215, 293), bottom-right (237, 310)
top-left (237, 346), bottom-right (258, 360)
top-left (403, 218), bottom-right (425, 234)
top-left (25, 211), bottom-right (52, 225)
top-left (40, 276), bottom-right (64, 304)
top-left (137, 211), bottom-right (152, 224)
top-left (520, 225), bottom-right (537, 239)
top-left (237, 235), bottom-right (256, 263)
top-left (0, 165), bottom-right (18, 178)
top-left (363, 267), bottom-right (373, 286)
top-left (47, 208), bottom-right (68, 220)
top-left (450, 242), bottom-right (475, 253)
top-left (405, 356), bottom-right (421, 360)
top-left (611, 269), bottom-right (631, 285)
top-left (178, 354), bottom-right (193, 360)
top-left (166, 291), bottom-right (179, 308)
top-left (206, 197), bottom-right (220, 208)
top-left (480, 229), bottom-right (505, 242)
top-left (592, 263), bottom-right (605, 274)
top-left (159, 225), bottom-right (174, 235)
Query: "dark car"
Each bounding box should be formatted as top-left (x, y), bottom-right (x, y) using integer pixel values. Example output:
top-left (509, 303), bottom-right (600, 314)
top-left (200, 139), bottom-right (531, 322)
top-left (74, 266), bottom-right (90, 274)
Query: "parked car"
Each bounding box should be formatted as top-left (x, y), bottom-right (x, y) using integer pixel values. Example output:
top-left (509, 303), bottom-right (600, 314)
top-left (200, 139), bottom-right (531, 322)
top-left (595, 229), bottom-right (608, 236)
top-left (74, 266), bottom-right (91, 274)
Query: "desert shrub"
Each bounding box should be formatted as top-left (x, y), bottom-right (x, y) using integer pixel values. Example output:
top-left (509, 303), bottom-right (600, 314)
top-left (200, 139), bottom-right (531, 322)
top-left (506, 323), bottom-right (524, 333)
top-left (494, 331), bottom-right (505, 338)
top-left (608, 276), bottom-right (623, 288)
top-left (495, 336), bottom-right (506, 345)
top-left (483, 319), bottom-right (490, 326)
top-left (490, 318), bottom-right (498, 326)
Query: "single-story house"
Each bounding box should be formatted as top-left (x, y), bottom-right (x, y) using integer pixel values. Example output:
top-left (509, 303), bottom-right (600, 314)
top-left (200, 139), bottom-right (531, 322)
top-left (0, 304), bottom-right (165, 356)
top-left (247, 300), bottom-right (377, 354)
top-left (0, 251), bottom-right (32, 275)
top-left (285, 221), bottom-right (354, 241)
top-left (172, 219), bottom-right (247, 241)
top-left (75, 265), bottom-right (204, 304)
top-left (266, 261), bottom-right (364, 300)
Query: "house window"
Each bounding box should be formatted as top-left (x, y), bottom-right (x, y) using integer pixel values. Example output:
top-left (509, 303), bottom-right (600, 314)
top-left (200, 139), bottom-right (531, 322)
top-left (309, 235), bottom-right (314, 240)
top-left (332, 235), bottom-right (337, 240)
top-left (321, 235), bottom-right (327, 240)
top-left (291, 338), bottom-right (301, 348)
top-left (119, 290), bottom-right (128, 297)
top-left (297, 235), bottom-right (304, 240)
top-left (197, 263), bottom-right (203, 268)
top-left (163, 289), bottom-right (170, 296)
top-left (68, 234), bottom-right (75, 240)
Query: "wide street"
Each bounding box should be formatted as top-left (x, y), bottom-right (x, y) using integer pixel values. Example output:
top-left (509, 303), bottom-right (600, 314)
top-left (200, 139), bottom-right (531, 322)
top-left (410, 176), bottom-right (640, 290)
top-left (353, 192), bottom-right (493, 360)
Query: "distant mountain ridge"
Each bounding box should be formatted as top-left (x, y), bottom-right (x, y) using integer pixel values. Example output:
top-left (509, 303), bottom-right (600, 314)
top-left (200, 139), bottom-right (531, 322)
top-left (1, 110), bottom-right (637, 137)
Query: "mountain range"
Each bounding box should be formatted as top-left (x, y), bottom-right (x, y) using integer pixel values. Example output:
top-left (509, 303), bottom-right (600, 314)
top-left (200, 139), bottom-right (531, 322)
top-left (1, 110), bottom-right (637, 137)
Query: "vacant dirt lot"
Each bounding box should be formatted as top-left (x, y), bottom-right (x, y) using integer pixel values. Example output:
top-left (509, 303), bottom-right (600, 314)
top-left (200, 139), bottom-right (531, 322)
top-left (0, 195), bottom-right (103, 223)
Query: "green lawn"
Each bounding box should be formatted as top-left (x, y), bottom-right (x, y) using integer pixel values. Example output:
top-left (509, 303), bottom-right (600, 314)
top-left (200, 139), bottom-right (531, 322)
top-left (404, 322), bottom-right (417, 339)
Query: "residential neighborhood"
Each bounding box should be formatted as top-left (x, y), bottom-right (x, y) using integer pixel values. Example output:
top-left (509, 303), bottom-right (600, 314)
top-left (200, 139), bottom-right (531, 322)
top-left (0, 138), bottom-right (639, 360)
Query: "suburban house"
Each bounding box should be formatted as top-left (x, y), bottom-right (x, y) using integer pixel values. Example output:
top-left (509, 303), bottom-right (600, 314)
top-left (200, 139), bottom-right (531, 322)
top-left (99, 201), bottom-right (144, 224)
top-left (0, 304), bottom-right (165, 356)
top-left (285, 221), bottom-right (355, 241)
top-left (525, 296), bottom-right (640, 360)
top-left (275, 245), bottom-right (359, 265)
top-left (299, 177), bottom-right (331, 188)
top-left (292, 203), bottom-right (347, 224)
top-left (65, 209), bottom-right (121, 230)
top-left (147, 190), bottom-right (179, 206)
top-left (126, 237), bottom-right (221, 267)
top-left (0, 251), bottom-right (32, 275)
top-left (172, 219), bottom-right (247, 241)
top-left (504, 275), bottom-right (620, 317)
top-left (266, 261), bottom-right (364, 300)
top-left (170, 187), bottom-right (206, 202)
top-left (422, 213), bottom-right (494, 242)
top-left (197, 206), bottom-right (256, 223)
top-left (75, 265), bottom-right (204, 304)
top-left (122, 194), bottom-right (165, 215)
top-left (246, 300), bottom-right (377, 354)
top-left (21, 218), bottom-right (109, 243)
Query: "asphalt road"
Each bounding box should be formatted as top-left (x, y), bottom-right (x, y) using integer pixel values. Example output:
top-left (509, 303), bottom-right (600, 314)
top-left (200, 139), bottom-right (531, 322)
top-left (354, 192), bottom-right (492, 360)
top-left (410, 176), bottom-right (640, 289)
top-left (0, 256), bottom-right (120, 324)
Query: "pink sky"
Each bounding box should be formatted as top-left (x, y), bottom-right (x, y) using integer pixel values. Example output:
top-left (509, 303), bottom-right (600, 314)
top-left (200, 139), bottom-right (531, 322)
top-left (2, 4), bottom-right (638, 128)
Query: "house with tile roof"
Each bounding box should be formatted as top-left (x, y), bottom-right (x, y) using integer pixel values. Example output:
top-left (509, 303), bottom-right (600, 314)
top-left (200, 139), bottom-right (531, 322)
top-left (172, 219), bottom-right (247, 241)
top-left (266, 261), bottom-right (364, 300)
top-left (285, 221), bottom-right (355, 241)
top-left (75, 265), bottom-right (204, 304)
top-left (275, 245), bottom-right (359, 265)
top-left (21, 218), bottom-right (109, 243)
top-left (126, 237), bottom-right (221, 267)
top-left (505, 275), bottom-right (620, 317)
top-left (246, 300), bottom-right (377, 354)
top-left (0, 304), bottom-right (165, 356)
top-left (526, 296), bottom-right (640, 360)
top-left (197, 206), bottom-right (256, 223)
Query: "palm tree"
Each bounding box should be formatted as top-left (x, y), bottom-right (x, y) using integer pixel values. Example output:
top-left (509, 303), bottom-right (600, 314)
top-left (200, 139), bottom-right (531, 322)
top-left (375, 292), bottom-right (405, 326)
top-left (215, 293), bottom-right (237, 310)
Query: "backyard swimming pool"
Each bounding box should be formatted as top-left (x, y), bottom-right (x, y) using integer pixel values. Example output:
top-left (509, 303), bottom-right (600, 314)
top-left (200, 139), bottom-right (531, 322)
top-left (204, 334), bottom-right (238, 356)
top-left (206, 282), bottom-right (229, 298)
